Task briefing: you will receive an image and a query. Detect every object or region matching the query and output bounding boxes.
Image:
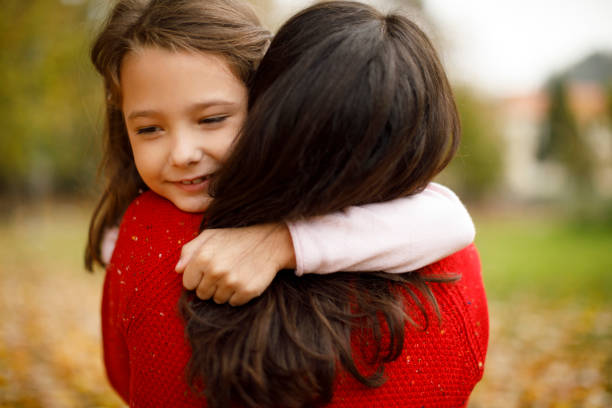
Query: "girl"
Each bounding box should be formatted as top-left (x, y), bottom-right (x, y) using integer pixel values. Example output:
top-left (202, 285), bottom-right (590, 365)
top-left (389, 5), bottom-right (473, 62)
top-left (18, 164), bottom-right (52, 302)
top-left (93, 0), bottom-right (487, 406)
top-left (86, 0), bottom-right (475, 307)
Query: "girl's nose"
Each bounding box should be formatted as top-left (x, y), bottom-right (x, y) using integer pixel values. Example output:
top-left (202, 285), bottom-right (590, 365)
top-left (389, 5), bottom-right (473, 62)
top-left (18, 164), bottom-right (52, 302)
top-left (169, 131), bottom-right (204, 167)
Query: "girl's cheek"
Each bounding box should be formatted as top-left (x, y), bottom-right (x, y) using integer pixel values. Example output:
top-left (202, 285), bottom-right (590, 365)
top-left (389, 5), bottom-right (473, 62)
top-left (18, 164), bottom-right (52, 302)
top-left (132, 142), bottom-right (165, 174)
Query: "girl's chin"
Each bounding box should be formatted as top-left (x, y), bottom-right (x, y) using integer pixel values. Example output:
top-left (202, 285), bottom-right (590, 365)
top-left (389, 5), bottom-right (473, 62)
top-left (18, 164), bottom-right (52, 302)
top-left (172, 196), bottom-right (211, 213)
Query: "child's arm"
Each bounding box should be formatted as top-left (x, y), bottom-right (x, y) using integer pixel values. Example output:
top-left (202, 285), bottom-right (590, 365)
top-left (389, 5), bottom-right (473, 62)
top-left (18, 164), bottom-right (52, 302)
top-left (176, 183), bottom-right (474, 306)
top-left (289, 182), bottom-right (474, 275)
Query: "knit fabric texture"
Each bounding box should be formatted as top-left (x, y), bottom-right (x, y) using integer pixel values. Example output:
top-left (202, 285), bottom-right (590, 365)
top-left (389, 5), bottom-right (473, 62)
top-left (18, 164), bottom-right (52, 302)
top-left (102, 191), bottom-right (488, 407)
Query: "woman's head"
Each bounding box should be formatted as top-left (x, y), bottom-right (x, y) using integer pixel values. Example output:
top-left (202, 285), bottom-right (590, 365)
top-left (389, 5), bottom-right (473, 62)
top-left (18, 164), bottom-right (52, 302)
top-left (183, 2), bottom-right (460, 407)
top-left (206, 0), bottom-right (460, 226)
top-left (86, 0), bottom-right (270, 269)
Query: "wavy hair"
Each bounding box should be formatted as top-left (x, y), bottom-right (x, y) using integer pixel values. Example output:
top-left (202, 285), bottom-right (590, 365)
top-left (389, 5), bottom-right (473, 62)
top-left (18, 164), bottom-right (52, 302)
top-left (180, 2), bottom-right (461, 407)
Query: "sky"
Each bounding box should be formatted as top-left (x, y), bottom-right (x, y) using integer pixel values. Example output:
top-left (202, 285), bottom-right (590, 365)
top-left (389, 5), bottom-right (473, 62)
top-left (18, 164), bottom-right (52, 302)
top-left (275, 0), bottom-right (612, 97)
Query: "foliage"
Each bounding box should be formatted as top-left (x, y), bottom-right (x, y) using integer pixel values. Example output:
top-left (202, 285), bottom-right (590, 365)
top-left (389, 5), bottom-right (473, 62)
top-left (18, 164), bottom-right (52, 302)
top-left (0, 0), bottom-right (103, 197)
top-left (437, 87), bottom-right (504, 201)
top-left (471, 298), bottom-right (612, 407)
top-left (607, 81), bottom-right (612, 125)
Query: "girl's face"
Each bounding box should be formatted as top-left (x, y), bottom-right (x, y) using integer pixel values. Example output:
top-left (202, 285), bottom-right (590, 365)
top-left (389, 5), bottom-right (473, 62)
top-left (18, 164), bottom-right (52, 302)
top-left (121, 47), bottom-right (248, 212)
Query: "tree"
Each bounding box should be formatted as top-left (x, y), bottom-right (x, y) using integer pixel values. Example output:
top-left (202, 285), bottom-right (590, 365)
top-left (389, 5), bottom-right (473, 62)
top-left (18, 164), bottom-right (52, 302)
top-left (537, 76), bottom-right (593, 193)
top-left (0, 0), bottom-right (102, 197)
top-left (606, 81), bottom-right (612, 125)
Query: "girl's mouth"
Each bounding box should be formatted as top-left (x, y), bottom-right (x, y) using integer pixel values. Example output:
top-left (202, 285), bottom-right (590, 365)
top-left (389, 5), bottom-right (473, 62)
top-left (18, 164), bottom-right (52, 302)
top-left (174, 175), bottom-right (210, 192)
top-left (180, 176), bottom-right (206, 185)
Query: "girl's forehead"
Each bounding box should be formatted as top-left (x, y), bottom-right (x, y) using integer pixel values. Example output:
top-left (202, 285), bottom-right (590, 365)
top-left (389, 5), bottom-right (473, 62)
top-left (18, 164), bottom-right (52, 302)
top-left (123, 46), bottom-right (239, 80)
top-left (120, 46), bottom-right (248, 114)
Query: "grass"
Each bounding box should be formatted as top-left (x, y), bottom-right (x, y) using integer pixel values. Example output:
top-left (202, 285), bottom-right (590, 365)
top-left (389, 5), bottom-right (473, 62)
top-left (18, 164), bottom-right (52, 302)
top-left (474, 213), bottom-right (612, 303)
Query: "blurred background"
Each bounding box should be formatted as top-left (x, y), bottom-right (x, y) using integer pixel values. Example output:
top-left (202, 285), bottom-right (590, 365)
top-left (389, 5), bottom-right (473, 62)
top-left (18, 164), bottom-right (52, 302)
top-left (0, 0), bottom-right (610, 407)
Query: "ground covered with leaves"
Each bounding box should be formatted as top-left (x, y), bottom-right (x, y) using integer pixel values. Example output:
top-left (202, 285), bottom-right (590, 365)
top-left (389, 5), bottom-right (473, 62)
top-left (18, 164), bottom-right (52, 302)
top-left (0, 201), bottom-right (610, 407)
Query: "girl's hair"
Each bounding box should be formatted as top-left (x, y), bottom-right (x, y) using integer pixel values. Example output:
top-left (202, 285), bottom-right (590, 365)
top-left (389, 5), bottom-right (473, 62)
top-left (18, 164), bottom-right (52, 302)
top-left (180, 2), bottom-right (461, 407)
top-left (85, 0), bottom-right (271, 270)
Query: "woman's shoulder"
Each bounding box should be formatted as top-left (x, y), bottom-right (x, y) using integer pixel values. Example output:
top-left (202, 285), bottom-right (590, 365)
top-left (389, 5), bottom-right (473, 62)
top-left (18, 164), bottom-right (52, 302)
top-left (421, 243), bottom-right (481, 279)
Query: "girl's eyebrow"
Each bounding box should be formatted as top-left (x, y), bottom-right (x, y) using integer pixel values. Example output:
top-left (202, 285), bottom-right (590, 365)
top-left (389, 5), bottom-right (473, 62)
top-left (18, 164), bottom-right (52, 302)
top-left (191, 100), bottom-right (239, 112)
top-left (126, 100), bottom-right (239, 120)
top-left (127, 109), bottom-right (158, 120)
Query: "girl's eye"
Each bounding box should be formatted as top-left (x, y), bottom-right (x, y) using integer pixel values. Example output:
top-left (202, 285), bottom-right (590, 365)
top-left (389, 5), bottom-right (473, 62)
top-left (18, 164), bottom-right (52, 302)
top-left (199, 116), bottom-right (227, 125)
top-left (136, 126), bottom-right (161, 135)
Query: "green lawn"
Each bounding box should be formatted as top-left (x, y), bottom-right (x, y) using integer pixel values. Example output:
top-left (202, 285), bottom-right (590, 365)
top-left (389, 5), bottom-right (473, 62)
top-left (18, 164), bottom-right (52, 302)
top-left (474, 213), bottom-right (612, 303)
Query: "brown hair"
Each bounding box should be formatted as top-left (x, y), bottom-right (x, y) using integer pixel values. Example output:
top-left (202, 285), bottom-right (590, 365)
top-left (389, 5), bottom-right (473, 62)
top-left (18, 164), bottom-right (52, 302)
top-left (180, 2), bottom-right (461, 407)
top-left (85, 0), bottom-right (271, 270)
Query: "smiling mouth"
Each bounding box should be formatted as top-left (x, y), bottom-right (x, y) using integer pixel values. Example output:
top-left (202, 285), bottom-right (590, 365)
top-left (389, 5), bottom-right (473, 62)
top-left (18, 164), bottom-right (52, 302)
top-left (180, 176), bottom-right (207, 185)
top-left (174, 173), bottom-right (216, 186)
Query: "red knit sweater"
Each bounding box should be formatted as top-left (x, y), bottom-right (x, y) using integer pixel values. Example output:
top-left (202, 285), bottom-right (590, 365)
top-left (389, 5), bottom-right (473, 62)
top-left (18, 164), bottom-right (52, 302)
top-left (102, 191), bottom-right (488, 407)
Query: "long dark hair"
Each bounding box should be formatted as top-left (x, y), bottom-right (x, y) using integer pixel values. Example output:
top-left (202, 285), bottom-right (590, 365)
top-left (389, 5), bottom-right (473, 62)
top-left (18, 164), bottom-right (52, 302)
top-left (180, 2), bottom-right (460, 407)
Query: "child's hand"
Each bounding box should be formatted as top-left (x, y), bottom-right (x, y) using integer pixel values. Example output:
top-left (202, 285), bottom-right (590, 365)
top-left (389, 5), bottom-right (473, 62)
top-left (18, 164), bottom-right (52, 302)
top-left (175, 223), bottom-right (296, 306)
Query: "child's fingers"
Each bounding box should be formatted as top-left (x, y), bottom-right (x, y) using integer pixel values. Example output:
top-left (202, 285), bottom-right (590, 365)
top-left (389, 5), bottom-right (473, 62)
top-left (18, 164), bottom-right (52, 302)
top-left (228, 271), bottom-right (271, 306)
top-left (193, 267), bottom-right (223, 299)
top-left (176, 231), bottom-right (212, 273)
top-left (228, 292), bottom-right (246, 306)
top-left (196, 282), bottom-right (217, 301)
top-left (176, 240), bottom-right (197, 273)
top-left (212, 285), bottom-right (234, 304)
top-left (182, 261), bottom-right (204, 290)
top-left (228, 286), bottom-right (260, 306)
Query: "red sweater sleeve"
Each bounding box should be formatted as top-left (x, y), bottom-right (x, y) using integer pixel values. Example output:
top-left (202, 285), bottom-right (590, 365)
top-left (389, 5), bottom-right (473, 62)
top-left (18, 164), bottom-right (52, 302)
top-left (101, 260), bottom-right (131, 403)
top-left (101, 191), bottom-right (206, 407)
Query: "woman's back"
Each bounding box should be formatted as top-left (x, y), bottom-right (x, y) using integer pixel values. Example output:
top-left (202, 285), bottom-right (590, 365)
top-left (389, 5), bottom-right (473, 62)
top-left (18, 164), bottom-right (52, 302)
top-left (330, 244), bottom-right (487, 407)
top-left (103, 191), bottom-right (487, 407)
